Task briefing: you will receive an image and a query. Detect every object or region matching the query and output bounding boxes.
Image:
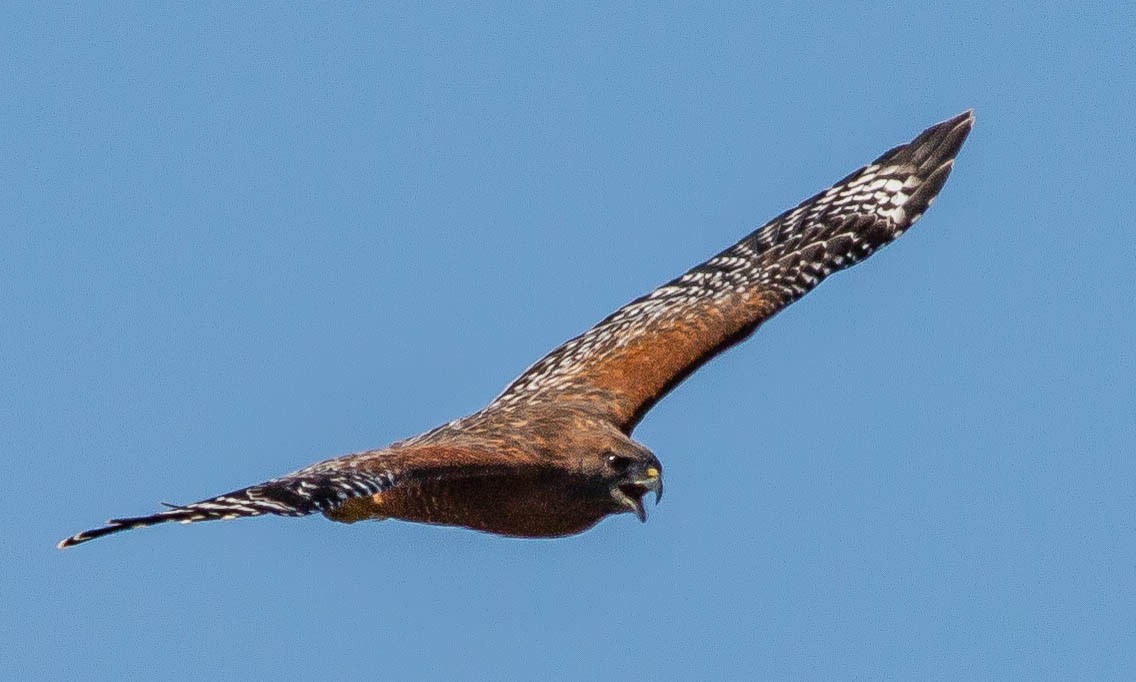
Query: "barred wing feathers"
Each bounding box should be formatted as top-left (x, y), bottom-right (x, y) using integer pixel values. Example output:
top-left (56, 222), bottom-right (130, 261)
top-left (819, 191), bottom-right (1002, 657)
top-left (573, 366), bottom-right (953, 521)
top-left (489, 111), bottom-right (974, 431)
top-left (58, 453), bottom-right (403, 548)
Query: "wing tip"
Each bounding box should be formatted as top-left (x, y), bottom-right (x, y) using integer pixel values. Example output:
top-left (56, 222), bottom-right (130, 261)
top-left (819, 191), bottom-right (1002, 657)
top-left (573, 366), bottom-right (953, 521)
top-left (924, 109), bottom-right (976, 140)
top-left (873, 109), bottom-right (975, 171)
top-left (57, 509), bottom-right (193, 549)
top-left (914, 109), bottom-right (975, 165)
top-left (57, 520), bottom-right (129, 549)
top-left (873, 111), bottom-right (973, 228)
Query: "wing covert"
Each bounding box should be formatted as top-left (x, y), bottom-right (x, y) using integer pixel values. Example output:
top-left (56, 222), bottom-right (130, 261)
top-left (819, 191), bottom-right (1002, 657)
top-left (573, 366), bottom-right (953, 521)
top-left (487, 111), bottom-right (974, 432)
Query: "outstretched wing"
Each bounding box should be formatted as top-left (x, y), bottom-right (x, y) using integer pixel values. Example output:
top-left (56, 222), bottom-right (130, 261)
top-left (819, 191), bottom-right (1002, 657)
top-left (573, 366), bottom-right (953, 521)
top-left (487, 111), bottom-right (974, 432)
top-left (59, 451), bottom-right (404, 548)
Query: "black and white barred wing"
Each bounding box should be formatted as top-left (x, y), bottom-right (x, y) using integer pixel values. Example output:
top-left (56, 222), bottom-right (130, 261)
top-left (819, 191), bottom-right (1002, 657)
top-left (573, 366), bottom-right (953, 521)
top-left (488, 111), bottom-right (973, 432)
top-left (57, 453), bottom-right (398, 548)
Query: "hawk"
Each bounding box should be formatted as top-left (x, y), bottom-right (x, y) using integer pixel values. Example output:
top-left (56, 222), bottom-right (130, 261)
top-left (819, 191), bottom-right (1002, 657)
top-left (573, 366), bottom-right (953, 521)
top-left (59, 111), bottom-right (974, 548)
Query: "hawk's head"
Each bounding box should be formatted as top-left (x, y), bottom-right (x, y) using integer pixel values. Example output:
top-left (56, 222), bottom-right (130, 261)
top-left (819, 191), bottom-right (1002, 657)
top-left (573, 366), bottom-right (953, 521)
top-left (527, 411), bottom-right (664, 526)
top-left (601, 444), bottom-right (663, 523)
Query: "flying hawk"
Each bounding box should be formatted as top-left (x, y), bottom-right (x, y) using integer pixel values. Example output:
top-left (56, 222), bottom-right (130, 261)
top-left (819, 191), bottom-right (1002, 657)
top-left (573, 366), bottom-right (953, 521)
top-left (59, 111), bottom-right (974, 548)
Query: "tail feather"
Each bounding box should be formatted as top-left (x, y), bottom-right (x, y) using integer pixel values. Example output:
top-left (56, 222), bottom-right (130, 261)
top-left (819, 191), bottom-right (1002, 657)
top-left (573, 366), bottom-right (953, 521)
top-left (58, 461), bottom-right (396, 548)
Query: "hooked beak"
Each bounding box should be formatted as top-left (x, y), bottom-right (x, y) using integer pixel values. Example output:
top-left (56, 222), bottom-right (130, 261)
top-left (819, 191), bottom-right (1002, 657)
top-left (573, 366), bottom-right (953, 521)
top-left (619, 466), bottom-right (663, 523)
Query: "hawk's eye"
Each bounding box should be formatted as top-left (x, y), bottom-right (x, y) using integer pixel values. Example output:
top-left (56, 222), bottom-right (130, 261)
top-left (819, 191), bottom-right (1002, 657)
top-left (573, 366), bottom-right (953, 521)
top-left (606, 454), bottom-right (632, 473)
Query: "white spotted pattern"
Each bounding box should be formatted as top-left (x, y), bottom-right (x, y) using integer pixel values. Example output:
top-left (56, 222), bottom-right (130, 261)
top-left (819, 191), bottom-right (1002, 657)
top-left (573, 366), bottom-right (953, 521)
top-left (56, 454), bottom-right (399, 547)
top-left (483, 112), bottom-right (972, 420)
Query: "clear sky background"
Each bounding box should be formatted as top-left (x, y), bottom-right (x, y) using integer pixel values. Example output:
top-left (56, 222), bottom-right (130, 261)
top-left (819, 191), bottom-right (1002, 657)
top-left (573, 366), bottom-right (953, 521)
top-left (3, 3), bottom-right (1133, 679)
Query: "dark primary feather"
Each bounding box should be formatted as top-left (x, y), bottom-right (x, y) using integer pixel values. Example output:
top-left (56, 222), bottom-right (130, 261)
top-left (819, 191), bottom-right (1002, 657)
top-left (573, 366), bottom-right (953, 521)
top-left (487, 111), bottom-right (974, 431)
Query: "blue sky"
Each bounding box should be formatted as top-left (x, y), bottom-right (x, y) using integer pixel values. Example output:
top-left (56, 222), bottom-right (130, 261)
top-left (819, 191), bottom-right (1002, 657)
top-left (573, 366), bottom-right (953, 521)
top-left (3, 3), bottom-right (1133, 679)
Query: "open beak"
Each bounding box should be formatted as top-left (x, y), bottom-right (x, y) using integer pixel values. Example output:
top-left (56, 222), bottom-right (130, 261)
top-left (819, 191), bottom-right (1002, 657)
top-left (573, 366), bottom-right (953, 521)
top-left (619, 466), bottom-right (663, 523)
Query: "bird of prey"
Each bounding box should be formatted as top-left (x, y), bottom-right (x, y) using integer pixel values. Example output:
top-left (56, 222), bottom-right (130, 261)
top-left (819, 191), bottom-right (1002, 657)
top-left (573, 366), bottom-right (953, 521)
top-left (59, 111), bottom-right (974, 548)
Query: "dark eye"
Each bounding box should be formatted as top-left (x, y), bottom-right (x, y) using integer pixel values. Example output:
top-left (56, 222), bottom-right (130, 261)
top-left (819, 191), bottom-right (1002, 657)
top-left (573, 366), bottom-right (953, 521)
top-left (606, 454), bottom-right (632, 473)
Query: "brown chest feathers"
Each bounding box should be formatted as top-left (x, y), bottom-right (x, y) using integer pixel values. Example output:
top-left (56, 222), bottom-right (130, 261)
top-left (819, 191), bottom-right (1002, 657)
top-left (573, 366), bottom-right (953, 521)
top-left (324, 467), bottom-right (618, 538)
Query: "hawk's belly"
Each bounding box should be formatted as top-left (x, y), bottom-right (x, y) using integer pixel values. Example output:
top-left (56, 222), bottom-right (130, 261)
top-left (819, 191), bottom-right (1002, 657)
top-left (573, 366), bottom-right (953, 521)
top-left (325, 471), bottom-right (617, 538)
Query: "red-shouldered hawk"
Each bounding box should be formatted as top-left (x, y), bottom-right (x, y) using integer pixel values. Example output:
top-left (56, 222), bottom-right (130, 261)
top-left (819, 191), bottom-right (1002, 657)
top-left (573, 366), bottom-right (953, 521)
top-left (59, 111), bottom-right (974, 548)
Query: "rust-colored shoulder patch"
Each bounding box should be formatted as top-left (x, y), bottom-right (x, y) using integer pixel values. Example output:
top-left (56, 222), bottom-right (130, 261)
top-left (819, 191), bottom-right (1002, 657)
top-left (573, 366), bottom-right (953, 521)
top-left (324, 493), bottom-right (387, 524)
